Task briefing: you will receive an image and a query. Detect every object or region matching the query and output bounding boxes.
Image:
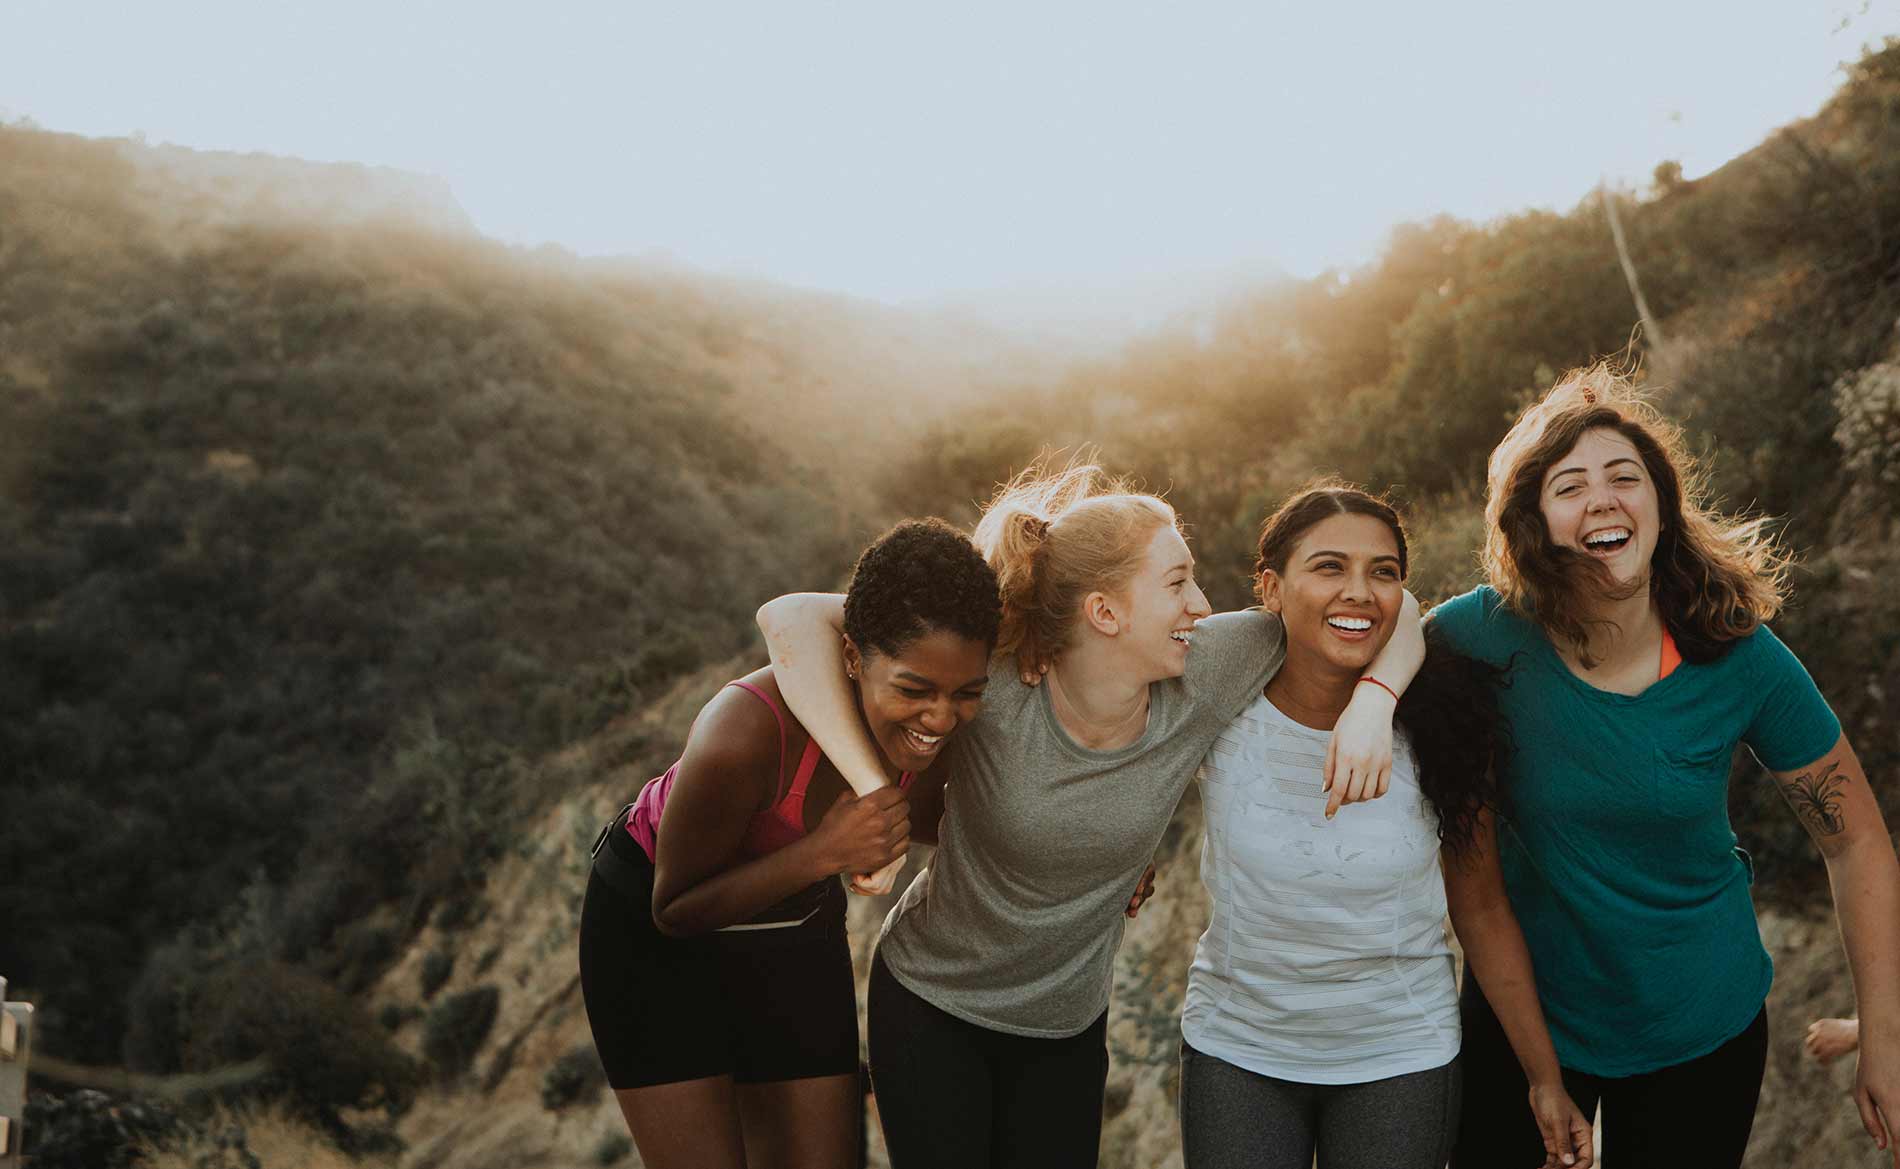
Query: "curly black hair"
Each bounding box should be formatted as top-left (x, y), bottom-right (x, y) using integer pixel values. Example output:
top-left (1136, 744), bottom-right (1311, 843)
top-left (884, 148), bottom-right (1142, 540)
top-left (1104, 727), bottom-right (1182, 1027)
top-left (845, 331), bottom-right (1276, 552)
top-left (1396, 626), bottom-right (1515, 856)
top-left (843, 518), bottom-right (1002, 660)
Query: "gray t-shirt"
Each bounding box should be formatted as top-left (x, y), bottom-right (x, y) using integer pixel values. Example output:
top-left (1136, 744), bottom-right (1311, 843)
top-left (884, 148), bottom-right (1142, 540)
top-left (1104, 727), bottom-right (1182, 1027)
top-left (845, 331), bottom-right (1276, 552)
top-left (877, 609), bottom-right (1287, 1037)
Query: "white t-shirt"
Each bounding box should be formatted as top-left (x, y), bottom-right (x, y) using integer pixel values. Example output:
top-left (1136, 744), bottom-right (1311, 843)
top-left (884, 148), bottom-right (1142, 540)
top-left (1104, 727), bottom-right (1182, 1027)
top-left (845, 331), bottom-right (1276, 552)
top-left (1181, 695), bottom-right (1460, 1084)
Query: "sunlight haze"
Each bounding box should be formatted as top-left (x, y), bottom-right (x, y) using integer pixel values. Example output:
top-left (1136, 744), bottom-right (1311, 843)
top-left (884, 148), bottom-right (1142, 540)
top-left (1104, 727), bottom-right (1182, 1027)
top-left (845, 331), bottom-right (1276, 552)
top-left (4, 0), bottom-right (1895, 309)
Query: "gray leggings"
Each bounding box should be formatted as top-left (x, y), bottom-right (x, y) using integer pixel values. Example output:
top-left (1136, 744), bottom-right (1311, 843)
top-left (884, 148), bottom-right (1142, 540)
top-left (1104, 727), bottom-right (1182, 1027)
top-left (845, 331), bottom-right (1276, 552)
top-left (1179, 1042), bottom-right (1461, 1169)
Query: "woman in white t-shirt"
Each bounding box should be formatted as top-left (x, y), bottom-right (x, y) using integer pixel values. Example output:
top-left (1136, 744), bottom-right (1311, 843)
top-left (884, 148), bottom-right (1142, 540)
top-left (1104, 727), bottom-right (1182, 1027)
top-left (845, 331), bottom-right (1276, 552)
top-left (1179, 483), bottom-right (1593, 1169)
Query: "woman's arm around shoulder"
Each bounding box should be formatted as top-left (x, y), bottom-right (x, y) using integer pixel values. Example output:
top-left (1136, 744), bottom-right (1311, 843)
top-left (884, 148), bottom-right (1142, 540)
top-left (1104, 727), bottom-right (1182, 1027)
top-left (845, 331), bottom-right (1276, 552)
top-left (1422, 584), bottom-right (1516, 665)
top-left (1326, 588), bottom-right (1424, 816)
top-left (755, 593), bottom-right (905, 893)
top-left (756, 593), bottom-right (889, 795)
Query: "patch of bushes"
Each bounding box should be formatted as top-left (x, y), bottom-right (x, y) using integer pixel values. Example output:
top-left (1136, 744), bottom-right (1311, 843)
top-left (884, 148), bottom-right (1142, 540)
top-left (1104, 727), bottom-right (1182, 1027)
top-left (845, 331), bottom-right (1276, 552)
top-left (180, 960), bottom-right (420, 1128)
top-left (540, 1044), bottom-right (607, 1110)
top-left (593, 1131), bottom-right (633, 1165)
top-left (418, 948), bottom-right (455, 999)
top-left (22, 1089), bottom-right (181, 1169)
top-left (421, 984), bottom-right (500, 1079)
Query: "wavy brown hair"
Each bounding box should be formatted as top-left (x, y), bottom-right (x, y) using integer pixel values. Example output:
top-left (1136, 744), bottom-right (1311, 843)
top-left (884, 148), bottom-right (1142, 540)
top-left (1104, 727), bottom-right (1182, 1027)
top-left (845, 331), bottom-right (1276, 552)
top-left (1483, 364), bottom-right (1791, 665)
top-left (972, 458), bottom-right (1176, 675)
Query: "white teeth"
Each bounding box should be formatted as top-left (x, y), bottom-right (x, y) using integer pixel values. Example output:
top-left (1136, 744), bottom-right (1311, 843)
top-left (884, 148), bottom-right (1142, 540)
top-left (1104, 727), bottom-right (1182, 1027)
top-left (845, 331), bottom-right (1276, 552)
top-left (1327, 616), bottom-right (1373, 631)
top-left (1584, 527), bottom-right (1632, 545)
top-left (1170, 630), bottom-right (1194, 644)
top-left (904, 729), bottom-right (943, 747)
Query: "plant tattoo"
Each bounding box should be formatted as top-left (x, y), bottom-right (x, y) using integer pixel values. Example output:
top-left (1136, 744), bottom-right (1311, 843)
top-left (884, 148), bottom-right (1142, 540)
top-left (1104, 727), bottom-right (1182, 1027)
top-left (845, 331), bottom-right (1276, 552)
top-left (1784, 761), bottom-right (1848, 836)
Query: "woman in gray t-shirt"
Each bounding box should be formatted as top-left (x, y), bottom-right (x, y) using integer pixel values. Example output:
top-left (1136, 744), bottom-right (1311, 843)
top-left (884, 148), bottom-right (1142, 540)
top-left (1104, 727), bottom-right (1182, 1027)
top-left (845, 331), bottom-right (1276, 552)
top-left (758, 461), bottom-right (1424, 1169)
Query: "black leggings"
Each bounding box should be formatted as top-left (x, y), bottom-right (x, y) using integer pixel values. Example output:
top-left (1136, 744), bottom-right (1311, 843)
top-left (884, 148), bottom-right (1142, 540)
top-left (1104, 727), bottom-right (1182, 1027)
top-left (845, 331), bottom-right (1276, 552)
top-left (867, 951), bottom-right (1109, 1169)
top-left (1451, 973), bottom-right (1768, 1169)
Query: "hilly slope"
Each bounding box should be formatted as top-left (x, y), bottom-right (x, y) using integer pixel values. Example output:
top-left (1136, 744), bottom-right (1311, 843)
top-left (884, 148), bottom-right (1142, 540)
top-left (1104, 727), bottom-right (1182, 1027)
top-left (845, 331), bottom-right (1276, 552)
top-left (0, 123), bottom-right (1036, 1070)
top-left (11, 37), bottom-right (1900, 1169)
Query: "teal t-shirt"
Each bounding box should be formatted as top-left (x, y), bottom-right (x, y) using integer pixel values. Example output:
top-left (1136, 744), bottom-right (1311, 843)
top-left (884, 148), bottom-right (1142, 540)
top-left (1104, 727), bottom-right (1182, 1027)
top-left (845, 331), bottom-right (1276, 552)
top-left (1430, 586), bottom-right (1841, 1076)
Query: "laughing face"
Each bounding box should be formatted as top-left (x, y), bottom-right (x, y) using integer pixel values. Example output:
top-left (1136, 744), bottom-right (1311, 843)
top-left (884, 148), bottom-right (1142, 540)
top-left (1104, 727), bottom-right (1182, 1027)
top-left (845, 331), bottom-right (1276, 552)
top-left (1112, 523), bottom-right (1214, 683)
top-left (1539, 426), bottom-right (1661, 586)
top-left (1259, 512), bottom-right (1404, 676)
top-left (844, 628), bottom-right (992, 774)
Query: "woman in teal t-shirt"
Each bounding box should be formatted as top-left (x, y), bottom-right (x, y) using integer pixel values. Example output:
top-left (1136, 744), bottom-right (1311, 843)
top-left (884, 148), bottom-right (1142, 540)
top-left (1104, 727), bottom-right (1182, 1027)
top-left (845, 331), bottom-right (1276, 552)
top-left (1437, 365), bottom-right (1900, 1169)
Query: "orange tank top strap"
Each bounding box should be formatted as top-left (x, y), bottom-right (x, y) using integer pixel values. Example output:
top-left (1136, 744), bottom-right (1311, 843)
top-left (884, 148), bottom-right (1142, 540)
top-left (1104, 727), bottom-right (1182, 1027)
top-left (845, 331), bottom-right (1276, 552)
top-left (1659, 626), bottom-right (1683, 681)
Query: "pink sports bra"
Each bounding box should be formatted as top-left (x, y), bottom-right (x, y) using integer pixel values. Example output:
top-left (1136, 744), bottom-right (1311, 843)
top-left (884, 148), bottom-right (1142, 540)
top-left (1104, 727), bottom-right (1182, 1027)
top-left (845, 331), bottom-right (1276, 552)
top-left (624, 680), bottom-right (913, 862)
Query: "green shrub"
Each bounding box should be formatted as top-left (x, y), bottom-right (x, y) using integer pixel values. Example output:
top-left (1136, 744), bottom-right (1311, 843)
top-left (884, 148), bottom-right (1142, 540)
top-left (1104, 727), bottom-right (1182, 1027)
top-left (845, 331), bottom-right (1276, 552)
top-left (1835, 361), bottom-right (1900, 510)
top-left (593, 1132), bottom-right (633, 1166)
top-left (180, 960), bottom-right (420, 1126)
top-left (418, 948), bottom-right (455, 999)
top-left (421, 984), bottom-right (500, 1079)
top-left (540, 1044), bottom-right (607, 1110)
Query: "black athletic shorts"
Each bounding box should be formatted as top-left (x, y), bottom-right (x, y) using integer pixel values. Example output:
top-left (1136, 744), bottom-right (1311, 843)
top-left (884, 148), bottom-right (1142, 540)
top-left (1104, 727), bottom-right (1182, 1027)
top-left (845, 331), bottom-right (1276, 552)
top-left (577, 817), bottom-right (859, 1090)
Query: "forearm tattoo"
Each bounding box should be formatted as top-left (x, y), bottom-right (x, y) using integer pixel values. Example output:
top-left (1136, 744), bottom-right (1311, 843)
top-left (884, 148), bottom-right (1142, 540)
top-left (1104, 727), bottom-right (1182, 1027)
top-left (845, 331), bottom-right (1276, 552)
top-left (1783, 761), bottom-right (1848, 837)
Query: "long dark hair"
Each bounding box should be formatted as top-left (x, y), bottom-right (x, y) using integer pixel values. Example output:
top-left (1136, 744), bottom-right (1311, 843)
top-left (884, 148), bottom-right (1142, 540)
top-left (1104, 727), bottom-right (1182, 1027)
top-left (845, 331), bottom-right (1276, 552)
top-left (1396, 628), bottom-right (1512, 857)
top-left (1257, 481), bottom-right (1508, 854)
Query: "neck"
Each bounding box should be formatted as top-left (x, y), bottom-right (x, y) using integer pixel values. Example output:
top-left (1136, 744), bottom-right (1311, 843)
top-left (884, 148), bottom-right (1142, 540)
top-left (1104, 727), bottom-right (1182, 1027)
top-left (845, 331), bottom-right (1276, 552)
top-left (853, 694), bottom-right (906, 784)
top-left (1046, 640), bottom-right (1153, 749)
top-left (1265, 653), bottom-right (1358, 731)
top-left (1576, 586), bottom-right (1661, 666)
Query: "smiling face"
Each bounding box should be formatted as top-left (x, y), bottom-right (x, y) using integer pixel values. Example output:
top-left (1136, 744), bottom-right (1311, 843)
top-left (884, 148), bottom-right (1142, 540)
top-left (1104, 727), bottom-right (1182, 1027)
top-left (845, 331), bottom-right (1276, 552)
top-left (844, 627), bottom-right (992, 773)
top-left (1539, 426), bottom-right (1662, 587)
top-left (1259, 513), bottom-right (1405, 677)
top-left (1106, 523), bottom-right (1213, 683)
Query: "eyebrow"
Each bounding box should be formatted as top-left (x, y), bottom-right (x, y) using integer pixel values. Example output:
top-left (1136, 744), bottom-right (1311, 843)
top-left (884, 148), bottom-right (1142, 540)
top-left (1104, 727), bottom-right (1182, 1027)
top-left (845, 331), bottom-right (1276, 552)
top-left (1165, 560), bottom-right (1193, 576)
top-left (1303, 549), bottom-right (1402, 565)
top-left (894, 670), bottom-right (989, 689)
top-left (1548, 457), bottom-right (1643, 481)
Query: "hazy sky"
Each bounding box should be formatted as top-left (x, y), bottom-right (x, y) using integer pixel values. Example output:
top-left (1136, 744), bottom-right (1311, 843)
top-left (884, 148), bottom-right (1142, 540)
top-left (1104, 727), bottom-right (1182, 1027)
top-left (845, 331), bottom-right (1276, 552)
top-left (4, 1), bottom-right (1896, 304)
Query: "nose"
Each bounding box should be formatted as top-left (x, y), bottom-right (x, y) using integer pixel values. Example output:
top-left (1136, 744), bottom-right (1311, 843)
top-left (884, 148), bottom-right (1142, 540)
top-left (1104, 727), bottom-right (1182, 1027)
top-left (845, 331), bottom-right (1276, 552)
top-left (1341, 567), bottom-right (1373, 603)
top-left (919, 699), bottom-right (956, 735)
top-left (1186, 579), bottom-right (1213, 619)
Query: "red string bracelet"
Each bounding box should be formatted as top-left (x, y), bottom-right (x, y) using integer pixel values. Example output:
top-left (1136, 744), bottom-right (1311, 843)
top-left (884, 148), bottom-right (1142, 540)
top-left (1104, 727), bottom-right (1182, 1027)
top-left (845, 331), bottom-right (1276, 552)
top-left (1357, 676), bottom-right (1399, 703)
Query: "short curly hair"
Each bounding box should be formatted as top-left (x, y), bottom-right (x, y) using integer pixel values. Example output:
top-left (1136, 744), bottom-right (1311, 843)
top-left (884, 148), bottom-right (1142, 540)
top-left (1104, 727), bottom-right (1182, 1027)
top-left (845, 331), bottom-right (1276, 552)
top-left (843, 518), bottom-right (1002, 660)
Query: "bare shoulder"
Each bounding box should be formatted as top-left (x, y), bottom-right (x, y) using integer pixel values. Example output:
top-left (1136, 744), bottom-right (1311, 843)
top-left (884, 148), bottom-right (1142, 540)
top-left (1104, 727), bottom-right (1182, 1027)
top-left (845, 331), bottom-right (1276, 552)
top-left (678, 672), bottom-right (786, 806)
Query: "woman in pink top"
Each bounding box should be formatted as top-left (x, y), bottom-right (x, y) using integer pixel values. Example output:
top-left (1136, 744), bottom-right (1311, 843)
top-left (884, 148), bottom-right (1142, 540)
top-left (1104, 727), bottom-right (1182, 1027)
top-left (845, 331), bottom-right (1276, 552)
top-left (578, 519), bottom-right (1001, 1169)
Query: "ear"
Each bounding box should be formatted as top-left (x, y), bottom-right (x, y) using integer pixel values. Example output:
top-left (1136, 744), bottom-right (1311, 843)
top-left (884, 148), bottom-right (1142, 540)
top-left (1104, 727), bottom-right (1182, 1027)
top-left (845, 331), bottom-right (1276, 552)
top-left (842, 635), bottom-right (865, 682)
top-left (1257, 570), bottom-right (1284, 615)
top-left (1081, 590), bottom-right (1122, 637)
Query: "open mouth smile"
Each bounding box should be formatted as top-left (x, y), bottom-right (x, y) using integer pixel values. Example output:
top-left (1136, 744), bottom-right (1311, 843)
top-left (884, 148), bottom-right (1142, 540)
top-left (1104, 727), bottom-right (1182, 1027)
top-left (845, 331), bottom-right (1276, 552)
top-left (1325, 615), bottom-right (1375, 640)
top-left (1583, 526), bottom-right (1633, 555)
top-left (901, 727), bottom-right (945, 755)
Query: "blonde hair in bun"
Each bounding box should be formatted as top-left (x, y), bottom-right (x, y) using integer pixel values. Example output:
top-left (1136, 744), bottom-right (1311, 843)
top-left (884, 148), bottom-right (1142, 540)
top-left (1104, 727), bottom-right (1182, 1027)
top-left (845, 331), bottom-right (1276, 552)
top-left (973, 455), bottom-right (1177, 674)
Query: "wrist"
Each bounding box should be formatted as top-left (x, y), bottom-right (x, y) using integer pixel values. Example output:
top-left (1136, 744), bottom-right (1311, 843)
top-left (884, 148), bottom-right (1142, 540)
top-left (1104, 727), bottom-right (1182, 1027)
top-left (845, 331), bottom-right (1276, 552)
top-left (1524, 1061), bottom-right (1566, 1091)
top-left (1353, 675), bottom-right (1400, 707)
top-left (790, 833), bottom-right (842, 882)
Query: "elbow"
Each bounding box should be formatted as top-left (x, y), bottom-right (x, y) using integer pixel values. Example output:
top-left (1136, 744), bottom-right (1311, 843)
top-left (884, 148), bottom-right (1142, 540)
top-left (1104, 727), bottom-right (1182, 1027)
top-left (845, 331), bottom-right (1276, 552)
top-left (755, 596), bottom-right (790, 641)
top-left (650, 896), bottom-right (708, 939)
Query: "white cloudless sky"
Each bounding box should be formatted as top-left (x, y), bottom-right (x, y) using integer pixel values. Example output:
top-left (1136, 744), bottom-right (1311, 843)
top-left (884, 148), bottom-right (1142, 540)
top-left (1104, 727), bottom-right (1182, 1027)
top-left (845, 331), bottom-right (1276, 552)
top-left (3, 1), bottom-right (1896, 303)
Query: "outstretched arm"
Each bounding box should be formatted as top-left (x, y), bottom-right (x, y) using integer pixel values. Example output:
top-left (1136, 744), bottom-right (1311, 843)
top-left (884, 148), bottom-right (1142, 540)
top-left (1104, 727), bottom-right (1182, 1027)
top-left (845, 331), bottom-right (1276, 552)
top-left (1326, 589), bottom-right (1424, 815)
top-left (756, 592), bottom-right (904, 893)
top-left (1774, 734), bottom-right (1900, 1166)
top-left (1446, 811), bottom-right (1593, 1168)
